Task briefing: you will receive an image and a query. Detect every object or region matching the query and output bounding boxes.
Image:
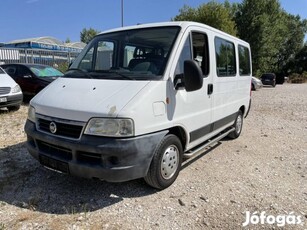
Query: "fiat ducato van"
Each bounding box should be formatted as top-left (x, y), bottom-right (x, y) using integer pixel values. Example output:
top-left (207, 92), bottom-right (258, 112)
top-left (25, 22), bottom-right (252, 189)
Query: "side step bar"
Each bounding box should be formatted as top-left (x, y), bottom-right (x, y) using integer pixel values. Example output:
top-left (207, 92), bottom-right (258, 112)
top-left (183, 127), bottom-right (235, 159)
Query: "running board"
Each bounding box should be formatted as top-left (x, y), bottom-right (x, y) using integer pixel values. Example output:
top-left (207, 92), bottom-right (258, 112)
top-left (183, 127), bottom-right (235, 159)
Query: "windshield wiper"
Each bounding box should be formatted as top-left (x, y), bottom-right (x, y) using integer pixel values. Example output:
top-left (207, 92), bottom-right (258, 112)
top-left (90, 70), bottom-right (134, 80)
top-left (66, 68), bottom-right (93, 79)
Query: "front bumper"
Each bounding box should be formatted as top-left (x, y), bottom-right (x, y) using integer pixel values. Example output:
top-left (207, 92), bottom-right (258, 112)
top-left (0, 94), bottom-right (23, 108)
top-left (25, 120), bottom-right (167, 182)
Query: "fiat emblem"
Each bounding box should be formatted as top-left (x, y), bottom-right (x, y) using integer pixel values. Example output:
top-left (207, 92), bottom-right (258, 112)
top-left (49, 122), bottom-right (57, 134)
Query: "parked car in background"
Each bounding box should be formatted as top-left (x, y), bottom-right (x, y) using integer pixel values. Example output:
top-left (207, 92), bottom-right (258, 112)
top-left (251, 76), bottom-right (263, 90)
top-left (0, 63), bottom-right (64, 97)
top-left (261, 73), bottom-right (276, 87)
top-left (0, 67), bottom-right (23, 111)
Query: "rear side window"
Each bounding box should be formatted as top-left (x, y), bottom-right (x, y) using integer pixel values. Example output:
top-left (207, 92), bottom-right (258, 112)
top-left (238, 45), bottom-right (251, 76)
top-left (215, 37), bottom-right (236, 77)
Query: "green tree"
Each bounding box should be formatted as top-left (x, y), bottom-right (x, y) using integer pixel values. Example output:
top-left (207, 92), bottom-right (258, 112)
top-left (235, 0), bottom-right (307, 76)
top-left (286, 45), bottom-right (307, 74)
top-left (235, 0), bottom-right (285, 76)
top-left (80, 28), bottom-right (100, 44)
top-left (173, 1), bottom-right (237, 36)
top-left (276, 13), bottom-right (307, 74)
top-left (65, 38), bottom-right (71, 43)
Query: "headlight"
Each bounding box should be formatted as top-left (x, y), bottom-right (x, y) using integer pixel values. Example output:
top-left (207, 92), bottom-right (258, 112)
top-left (11, 85), bottom-right (21, 93)
top-left (84, 118), bottom-right (134, 137)
top-left (28, 106), bottom-right (36, 123)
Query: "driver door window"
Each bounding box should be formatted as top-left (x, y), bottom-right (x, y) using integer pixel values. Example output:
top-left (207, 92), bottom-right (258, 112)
top-left (175, 36), bottom-right (192, 76)
top-left (175, 32), bottom-right (209, 76)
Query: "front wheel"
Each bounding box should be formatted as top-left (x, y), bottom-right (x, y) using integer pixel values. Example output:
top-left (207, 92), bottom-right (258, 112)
top-left (144, 134), bottom-right (183, 190)
top-left (228, 110), bottom-right (243, 139)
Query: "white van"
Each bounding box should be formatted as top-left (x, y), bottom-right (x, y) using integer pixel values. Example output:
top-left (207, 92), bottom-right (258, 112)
top-left (25, 22), bottom-right (251, 189)
top-left (0, 67), bottom-right (23, 111)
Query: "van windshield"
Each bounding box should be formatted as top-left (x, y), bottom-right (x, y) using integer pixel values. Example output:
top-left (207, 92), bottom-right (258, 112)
top-left (68, 26), bottom-right (180, 80)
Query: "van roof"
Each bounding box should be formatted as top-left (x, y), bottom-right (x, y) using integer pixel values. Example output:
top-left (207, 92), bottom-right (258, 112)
top-left (98, 21), bottom-right (249, 46)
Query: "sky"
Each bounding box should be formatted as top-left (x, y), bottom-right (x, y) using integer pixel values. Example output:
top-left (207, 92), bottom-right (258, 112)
top-left (0, 0), bottom-right (306, 43)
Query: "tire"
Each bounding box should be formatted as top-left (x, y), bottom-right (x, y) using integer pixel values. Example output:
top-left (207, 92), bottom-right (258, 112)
top-left (228, 110), bottom-right (243, 139)
top-left (7, 105), bottom-right (20, 112)
top-left (144, 134), bottom-right (183, 190)
top-left (252, 83), bottom-right (255, 91)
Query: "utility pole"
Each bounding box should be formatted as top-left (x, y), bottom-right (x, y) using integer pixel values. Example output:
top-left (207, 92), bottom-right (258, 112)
top-left (121, 0), bottom-right (124, 27)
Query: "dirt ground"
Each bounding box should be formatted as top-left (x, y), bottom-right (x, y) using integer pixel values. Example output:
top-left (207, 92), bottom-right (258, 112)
top-left (0, 83), bottom-right (306, 229)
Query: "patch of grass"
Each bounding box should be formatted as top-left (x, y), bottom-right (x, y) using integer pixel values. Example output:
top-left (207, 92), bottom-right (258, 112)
top-left (0, 222), bottom-right (5, 230)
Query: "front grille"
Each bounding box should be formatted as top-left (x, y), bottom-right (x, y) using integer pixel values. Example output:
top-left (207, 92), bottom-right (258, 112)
top-left (0, 87), bottom-right (11, 95)
top-left (38, 117), bottom-right (84, 139)
top-left (37, 140), bottom-right (72, 161)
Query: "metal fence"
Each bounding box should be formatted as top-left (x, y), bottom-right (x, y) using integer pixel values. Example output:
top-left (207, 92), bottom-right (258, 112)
top-left (0, 48), bottom-right (80, 67)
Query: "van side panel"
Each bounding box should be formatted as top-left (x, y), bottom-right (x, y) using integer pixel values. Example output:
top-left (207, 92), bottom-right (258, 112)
top-left (168, 25), bottom-right (251, 151)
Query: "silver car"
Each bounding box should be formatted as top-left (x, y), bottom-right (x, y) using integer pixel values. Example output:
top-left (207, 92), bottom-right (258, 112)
top-left (0, 67), bottom-right (23, 111)
top-left (252, 76), bottom-right (263, 91)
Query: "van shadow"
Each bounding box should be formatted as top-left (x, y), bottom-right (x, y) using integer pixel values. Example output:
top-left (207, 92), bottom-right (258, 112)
top-left (0, 142), bottom-right (156, 215)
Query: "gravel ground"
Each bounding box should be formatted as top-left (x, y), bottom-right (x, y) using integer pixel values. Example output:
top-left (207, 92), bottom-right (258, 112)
top-left (0, 83), bottom-right (306, 229)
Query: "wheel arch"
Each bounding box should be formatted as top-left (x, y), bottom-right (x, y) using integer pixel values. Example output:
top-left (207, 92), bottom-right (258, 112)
top-left (239, 105), bottom-right (246, 117)
top-left (168, 126), bottom-right (188, 151)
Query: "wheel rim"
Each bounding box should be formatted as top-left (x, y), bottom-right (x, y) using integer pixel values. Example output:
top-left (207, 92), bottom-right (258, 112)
top-left (235, 114), bottom-right (243, 134)
top-left (161, 145), bottom-right (179, 180)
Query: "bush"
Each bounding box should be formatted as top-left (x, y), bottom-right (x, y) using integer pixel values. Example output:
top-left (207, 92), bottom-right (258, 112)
top-left (289, 73), bottom-right (306, 84)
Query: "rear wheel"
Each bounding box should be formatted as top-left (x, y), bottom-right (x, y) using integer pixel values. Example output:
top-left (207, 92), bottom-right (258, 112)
top-left (144, 134), bottom-right (183, 189)
top-left (228, 110), bottom-right (243, 139)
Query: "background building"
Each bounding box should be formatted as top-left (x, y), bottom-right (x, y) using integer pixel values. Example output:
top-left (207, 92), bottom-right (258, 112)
top-left (0, 37), bottom-right (86, 68)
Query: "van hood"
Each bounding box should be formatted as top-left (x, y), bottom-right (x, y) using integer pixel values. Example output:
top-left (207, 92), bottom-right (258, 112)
top-left (31, 78), bottom-right (149, 121)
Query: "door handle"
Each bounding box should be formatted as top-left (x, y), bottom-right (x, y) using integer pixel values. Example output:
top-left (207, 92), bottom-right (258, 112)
top-left (207, 84), bottom-right (213, 95)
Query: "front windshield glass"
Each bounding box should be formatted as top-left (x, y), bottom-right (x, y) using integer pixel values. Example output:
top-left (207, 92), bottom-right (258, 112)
top-left (69, 26), bottom-right (180, 80)
top-left (30, 66), bottom-right (64, 77)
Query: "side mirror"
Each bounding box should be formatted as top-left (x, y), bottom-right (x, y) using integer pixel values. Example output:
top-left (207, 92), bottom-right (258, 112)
top-left (183, 60), bottom-right (203, 92)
